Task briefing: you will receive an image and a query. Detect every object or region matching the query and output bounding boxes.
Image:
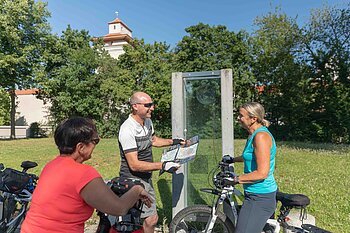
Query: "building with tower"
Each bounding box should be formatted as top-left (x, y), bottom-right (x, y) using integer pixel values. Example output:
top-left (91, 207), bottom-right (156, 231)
top-left (103, 17), bottom-right (133, 59)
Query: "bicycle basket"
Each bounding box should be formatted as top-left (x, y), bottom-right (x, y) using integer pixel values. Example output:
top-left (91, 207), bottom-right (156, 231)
top-left (0, 168), bottom-right (30, 194)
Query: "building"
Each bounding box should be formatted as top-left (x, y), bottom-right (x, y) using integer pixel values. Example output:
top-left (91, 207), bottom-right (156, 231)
top-left (102, 17), bottom-right (132, 59)
top-left (14, 89), bottom-right (51, 126)
top-left (0, 89), bottom-right (51, 138)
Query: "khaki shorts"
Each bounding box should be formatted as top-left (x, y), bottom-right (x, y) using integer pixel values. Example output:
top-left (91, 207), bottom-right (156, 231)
top-left (139, 178), bottom-right (157, 218)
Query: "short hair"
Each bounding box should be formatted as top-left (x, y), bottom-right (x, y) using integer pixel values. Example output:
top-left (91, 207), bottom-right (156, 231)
top-left (241, 102), bottom-right (270, 127)
top-left (54, 117), bottom-right (98, 154)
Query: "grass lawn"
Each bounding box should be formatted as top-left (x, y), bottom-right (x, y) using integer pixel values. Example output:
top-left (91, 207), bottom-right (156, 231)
top-left (0, 138), bottom-right (349, 232)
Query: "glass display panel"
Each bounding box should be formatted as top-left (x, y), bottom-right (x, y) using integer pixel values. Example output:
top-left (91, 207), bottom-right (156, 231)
top-left (183, 77), bottom-right (223, 205)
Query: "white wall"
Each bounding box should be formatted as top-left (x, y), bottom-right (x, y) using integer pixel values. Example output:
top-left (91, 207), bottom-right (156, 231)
top-left (16, 94), bottom-right (51, 126)
top-left (104, 41), bottom-right (128, 59)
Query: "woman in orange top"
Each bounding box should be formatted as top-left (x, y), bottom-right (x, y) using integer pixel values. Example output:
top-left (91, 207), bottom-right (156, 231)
top-left (21, 117), bottom-right (151, 233)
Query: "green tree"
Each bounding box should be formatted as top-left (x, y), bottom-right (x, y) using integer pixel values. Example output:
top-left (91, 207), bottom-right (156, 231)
top-left (96, 55), bottom-right (133, 137)
top-left (107, 39), bottom-right (174, 137)
top-left (301, 3), bottom-right (350, 142)
top-left (0, 88), bottom-right (10, 125)
top-left (173, 23), bottom-right (254, 137)
top-left (0, 0), bottom-right (50, 138)
top-left (250, 10), bottom-right (311, 140)
top-left (37, 27), bottom-right (106, 126)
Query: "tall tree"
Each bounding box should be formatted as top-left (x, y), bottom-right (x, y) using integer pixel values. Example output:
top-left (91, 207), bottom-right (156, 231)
top-left (101, 39), bottom-right (174, 137)
top-left (0, 88), bottom-right (10, 125)
top-left (250, 10), bottom-right (310, 140)
top-left (173, 23), bottom-right (254, 137)
top-left (0, 0), bottom-right (50, 138)
top-left (301, 3), bottom-right (350, 142)
top-left (37, 27), bottom-right (106, 126)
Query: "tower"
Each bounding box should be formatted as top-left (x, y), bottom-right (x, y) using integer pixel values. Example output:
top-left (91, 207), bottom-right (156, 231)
top-left (103, 17), bottom-right (132, 59)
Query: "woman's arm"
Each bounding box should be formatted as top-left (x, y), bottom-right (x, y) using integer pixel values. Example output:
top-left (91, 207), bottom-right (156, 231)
top-left (232, 156), bottom-right (244, 163)
top-left (80, 177), bottom-right (152, 216)
top-left (237, 132), bottom-right (272, 184)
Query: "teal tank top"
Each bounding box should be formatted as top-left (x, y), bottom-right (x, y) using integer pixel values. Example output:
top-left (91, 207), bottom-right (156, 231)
top-left (242, 126), bottom-right (277, 194)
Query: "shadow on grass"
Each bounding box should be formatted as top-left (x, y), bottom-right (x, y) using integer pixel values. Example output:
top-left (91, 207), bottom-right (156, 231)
top-left (277, 141), bottom-right (350, 154)
top-left (157, 177), bottom-right (207, 226)
top-left (157, 178), bottom-right (172, 225)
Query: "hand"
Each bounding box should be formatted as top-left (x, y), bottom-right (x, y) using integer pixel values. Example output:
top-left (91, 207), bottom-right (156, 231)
top-left (139, 189), bottom-right (153, 208)
top-left (159, 161), bottom-right (181, 175)
top-left (223, 175), bottom-right (240, 186)
top-left (221, 154), bottom-right (234, 164)
top-left (172, 138), bottom-right (186, 146)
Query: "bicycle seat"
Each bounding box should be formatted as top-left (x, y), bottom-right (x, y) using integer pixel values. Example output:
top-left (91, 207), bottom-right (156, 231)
top-left (21, 161), bottom-right (38, 170)
top-left (276, 192), bottom-right (310, 208)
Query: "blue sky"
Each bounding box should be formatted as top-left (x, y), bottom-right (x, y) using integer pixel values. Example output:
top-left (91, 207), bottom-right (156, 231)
top-left (45, 0), bottom-right (347, 47)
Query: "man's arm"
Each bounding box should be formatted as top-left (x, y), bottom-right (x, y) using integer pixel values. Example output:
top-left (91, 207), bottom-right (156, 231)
top-left (151, 135), bottom-right (173, 147)
top-left (125, 151), bottom-right (163, 172)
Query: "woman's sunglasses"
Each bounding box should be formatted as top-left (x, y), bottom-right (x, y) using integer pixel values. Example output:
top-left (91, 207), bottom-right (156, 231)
top-left (90, 138), bottom-right (100, 145)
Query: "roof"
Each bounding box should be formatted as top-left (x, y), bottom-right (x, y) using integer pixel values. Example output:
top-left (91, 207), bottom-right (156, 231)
top-left (103, 33), bottom-right (133, 43)
top-left (108, 18), bottom-right (132, 32)
top-left (15, 89), bottom-right (38, 95)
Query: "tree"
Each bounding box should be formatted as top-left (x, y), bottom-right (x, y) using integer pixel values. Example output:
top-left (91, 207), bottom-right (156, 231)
top-left (0, 0), bottom-right (50, 138)
top-left (0, 88), bottom-right (10, 125)
top-left (96, 55), bottom-right (133, 137)
top-left (173, 23), bottom-right (254, 137)
top-left (301, 3), bottom-right (350, 142)
top-left (250, 10), bottom-right (311, 140)
top-left (37, 27), bottom-right (106, 126)
top-left (101, 39), bottom-right (174, 137)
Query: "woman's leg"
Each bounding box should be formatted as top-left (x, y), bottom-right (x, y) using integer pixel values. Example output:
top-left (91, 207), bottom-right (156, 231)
top-left (235, 191), bottom-right (276, 233)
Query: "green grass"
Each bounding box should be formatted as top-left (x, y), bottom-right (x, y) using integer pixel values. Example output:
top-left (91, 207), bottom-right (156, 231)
top-left (0, 138), bottom-right (349, 232)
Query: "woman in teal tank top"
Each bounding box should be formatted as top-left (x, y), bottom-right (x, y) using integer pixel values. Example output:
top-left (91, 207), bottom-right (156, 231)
top-left (231, 102), bottom-right (277, 233)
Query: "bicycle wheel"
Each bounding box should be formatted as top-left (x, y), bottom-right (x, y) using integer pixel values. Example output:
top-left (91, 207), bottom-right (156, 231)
top-left (169, 205), bottom-right (235, 233)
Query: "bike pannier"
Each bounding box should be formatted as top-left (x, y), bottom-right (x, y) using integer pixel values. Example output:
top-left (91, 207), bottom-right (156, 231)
top-left (0, 168), bottom-right (30, 194)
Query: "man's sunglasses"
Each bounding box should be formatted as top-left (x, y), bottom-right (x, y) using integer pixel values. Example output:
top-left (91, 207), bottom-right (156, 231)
top-left (90, 138), bottom-right (100, 145)
top-left (136, 102), bottom-right (155, 108)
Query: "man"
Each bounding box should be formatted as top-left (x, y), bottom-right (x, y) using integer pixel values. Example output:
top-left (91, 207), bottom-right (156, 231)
top-left (118, 91), bottom-right (183, 233)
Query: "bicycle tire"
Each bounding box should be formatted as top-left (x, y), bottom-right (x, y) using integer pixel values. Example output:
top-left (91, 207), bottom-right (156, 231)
top-left (169, 205), bottom-right (235, 233)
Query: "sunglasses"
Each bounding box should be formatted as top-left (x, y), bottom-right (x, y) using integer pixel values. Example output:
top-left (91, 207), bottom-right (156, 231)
top-left (136, 102), bottom-right (155, 108)
top-left (90, 138), bottom-right (100, 145)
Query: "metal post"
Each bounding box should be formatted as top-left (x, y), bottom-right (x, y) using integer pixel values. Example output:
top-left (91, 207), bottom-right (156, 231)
top-left (221, 69), bottom-right (234, 156)
top-left (171, 72), bottom-right (187, 217)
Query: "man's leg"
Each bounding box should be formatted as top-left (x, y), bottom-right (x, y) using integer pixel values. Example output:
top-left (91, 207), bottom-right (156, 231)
top-left (140, 179), bottom-right (158, 233)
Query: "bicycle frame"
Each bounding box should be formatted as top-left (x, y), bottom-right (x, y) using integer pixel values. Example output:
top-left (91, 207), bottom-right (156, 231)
top-left (2, 192), bottom-right (29, 227)
top-left (201, 183), bottom-right (281, 233)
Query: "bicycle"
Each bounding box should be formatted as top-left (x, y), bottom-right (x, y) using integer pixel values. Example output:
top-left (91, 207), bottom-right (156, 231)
top-left (95, 177), bottom-right (145, 233)
top-left (0, 161), bottom-right (38, 233)
top-left (169, 155), bottom-right (331, 233)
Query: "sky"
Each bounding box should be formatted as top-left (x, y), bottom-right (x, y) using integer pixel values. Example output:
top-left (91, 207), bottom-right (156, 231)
top-left (45, 0), bottom-right (348, 47)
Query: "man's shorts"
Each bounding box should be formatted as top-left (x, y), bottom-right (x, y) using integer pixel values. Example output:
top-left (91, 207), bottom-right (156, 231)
top-left (139, 178), bottom-right (157, 218)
